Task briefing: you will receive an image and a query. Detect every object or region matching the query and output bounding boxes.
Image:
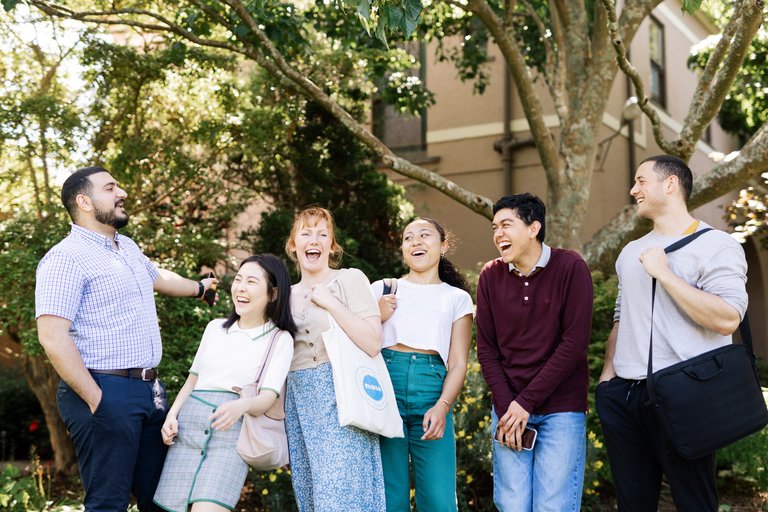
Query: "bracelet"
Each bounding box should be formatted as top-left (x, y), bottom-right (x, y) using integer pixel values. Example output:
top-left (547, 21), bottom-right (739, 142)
top-left (439, 399), bottom-right (452, 409)
top-left (195, 281), bottom-right (205, 298)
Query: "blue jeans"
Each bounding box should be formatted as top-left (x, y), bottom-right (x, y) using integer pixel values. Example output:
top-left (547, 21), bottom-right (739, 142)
top-left (379, 349), bottom-right (457, 512)
top-left (490, 408), bottom-right (586, 512)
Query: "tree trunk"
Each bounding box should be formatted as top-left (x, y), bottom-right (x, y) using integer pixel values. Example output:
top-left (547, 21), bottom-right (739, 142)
top-left (19, 353), bottom-right (77, 476)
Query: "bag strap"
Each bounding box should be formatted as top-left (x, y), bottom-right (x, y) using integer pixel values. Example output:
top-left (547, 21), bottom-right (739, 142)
top-left (382, 278), bottom-right (398, 295)
top-left (253, 329), bottom-right (283, 392)
top-left (645, 228), bottom-right (755, 403)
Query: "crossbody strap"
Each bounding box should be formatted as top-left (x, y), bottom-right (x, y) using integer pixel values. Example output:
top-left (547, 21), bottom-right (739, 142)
top-left (253, 329), bottom-right (283, 392)
top-left (646, 228), bottom-right (754, 403)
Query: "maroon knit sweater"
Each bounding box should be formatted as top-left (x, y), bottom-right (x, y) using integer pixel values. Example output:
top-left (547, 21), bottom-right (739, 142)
top-left (476, 248), bottom-right (593, 416)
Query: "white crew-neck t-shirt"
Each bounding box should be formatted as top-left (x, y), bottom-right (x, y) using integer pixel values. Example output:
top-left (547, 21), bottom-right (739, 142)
top-left (371, 279), bottom-right (474, 365)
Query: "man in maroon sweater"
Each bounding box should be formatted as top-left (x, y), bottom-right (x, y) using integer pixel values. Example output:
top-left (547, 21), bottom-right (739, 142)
top-left (476, 193), bottom-right (593, 512)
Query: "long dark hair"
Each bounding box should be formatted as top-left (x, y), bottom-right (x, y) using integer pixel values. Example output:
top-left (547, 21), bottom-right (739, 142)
top-left (414, 217), bottom-right (470, 293)
top-left (223, 254), bottom-right (298, 336)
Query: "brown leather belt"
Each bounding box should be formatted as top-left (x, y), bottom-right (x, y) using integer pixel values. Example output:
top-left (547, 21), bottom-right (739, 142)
top-left (90, 368), bottom-right (158, 381)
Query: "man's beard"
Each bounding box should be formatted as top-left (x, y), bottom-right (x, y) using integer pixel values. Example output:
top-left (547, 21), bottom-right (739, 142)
top-left (94, 203), bottom-right (129, 230)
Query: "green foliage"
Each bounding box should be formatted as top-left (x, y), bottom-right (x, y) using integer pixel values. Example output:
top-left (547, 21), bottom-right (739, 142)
top-left (682, 0), bottom-right (705, 15)
top-left (0, 368), bottom-right (50, 462)
top-left (0, 14), bottom-right (85, 213)
top-left (584, 270), bottom-right (618, 506)
top-left (240, 92), bottom-right (412, 282)
top-left (380, 71), bottom-right (435, 115)
top-left (340, 0), bottom-right (423, 43)
top-left (0, 454), bottom-right (80, 511)
top-left (454, 345), bottom-right (493, 511)
top-left (0, 210), bottom-right (70, 353)
top-left (718, 412), bottom-right (768, 490)
top-left (77, 41), bottom-right (250, 271)
top-left (1, 0), bottom-right (21, 12)
top-left (725, 175), bottom-right (768, 246)
top-left (689, 28), bottom-right (768, 142)
top-left (243, 467), bottom-right (297, 511)
top-left (0, 463), bottom-right (44, 511)
top-left (422, 3), bottom-right (493, 95)
top-left (154, 295), bottom-right (232, 400)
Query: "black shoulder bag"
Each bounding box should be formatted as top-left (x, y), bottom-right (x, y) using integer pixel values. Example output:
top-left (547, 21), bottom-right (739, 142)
top-left (646, 228), bottom-right (768, 459)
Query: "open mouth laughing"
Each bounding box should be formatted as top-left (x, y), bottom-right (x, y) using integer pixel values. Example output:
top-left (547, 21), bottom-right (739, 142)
top-left (305, 248), bottom-right (321, 262)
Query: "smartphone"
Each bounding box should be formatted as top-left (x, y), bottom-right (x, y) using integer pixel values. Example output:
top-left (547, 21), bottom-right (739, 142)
top-left (201, 271), bottom-right (217, 307)
top-left (495, 425), bottom-right (538, 450)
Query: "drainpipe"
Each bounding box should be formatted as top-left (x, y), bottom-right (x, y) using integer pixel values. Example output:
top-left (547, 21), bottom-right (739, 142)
top-left (493, 66), bottom-right (535, 194)
top-left (420, 42), bottom-right (428, 152)
top-left (502, 67), bottom-right (513, 195)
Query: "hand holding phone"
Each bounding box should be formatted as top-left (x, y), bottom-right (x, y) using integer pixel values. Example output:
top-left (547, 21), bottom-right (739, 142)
top-left (201, 272), bottom-right (218, 307)
top-left (495, 425), bottom-right (537, 451)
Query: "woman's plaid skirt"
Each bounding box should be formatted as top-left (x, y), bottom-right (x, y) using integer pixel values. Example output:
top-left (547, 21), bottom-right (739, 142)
top-left (153, 391), bottom-right (248, 511)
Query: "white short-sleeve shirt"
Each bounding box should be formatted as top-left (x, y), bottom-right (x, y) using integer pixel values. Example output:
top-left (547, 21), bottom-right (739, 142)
top-left (371, 279), bottom-right (474, 365)
top-left (191, 319), bottom-right (294, 396)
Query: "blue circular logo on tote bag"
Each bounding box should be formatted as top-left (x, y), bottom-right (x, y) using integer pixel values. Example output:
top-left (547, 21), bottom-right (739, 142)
top-left (362, 375), bottom-right (384, 401)
top-left (356, 367), bottom-right (387, 410)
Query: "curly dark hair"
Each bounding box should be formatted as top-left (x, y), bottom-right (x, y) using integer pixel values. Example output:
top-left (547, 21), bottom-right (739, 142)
top-left (414, 217), bottom-right (471, 293)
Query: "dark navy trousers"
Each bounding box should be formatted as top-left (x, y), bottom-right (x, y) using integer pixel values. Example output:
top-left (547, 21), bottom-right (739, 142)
top-left (57, 373), bottom-right (168, 511)
top-left (595, 377), bottom-right (717, 512)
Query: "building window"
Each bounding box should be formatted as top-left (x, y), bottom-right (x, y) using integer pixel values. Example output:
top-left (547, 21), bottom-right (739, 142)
top-left (649, 17), bottom-right (666, 108)
top-left (372, 42), bottom-right (427, 159)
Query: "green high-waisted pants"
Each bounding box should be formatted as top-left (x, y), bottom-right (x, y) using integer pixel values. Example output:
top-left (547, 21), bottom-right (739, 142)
top-left (379, 348), bottom-right (457, 512)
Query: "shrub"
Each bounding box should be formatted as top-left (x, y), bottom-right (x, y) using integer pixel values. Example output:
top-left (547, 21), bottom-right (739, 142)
top-left (583, 270), bottom-right (618, 507)
top-left (717, 391), bottom-right (768, 491)
top-left (0, 452), bottom-right (81, 511)
top-left (0, 368), bottom-right (51, 462)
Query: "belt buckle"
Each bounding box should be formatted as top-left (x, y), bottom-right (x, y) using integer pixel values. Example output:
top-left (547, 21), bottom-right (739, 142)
top-left (141, 368), bottom-right (154, 381)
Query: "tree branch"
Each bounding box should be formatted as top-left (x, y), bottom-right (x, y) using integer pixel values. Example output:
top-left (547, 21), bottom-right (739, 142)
top-left (219, 0), bottom-right (492, 217)
top-left (28, 0), bottom-right (249, 56)
top-left (558, 0), bottom-right (590, 95)
top-left (187, 0), bottom-right (235, 32)
top-left (27, 0), bottom-right (494, 218)
top-left (520, 0), bottom-right (568, 124)
top-left (675, 0), bottom-right (764, 159)
top-left (584, 122), bottom-right (768, 268)
top-left (549, 0), bottom-right (567, 94)
top-left (599, 0), bottom-right (675, 154)
top-left (465, 0), bottom-right (561, 190)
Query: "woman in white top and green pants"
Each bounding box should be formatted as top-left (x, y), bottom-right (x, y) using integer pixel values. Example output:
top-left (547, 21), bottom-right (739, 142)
top-left (371, 218), bottom-right (474, 512)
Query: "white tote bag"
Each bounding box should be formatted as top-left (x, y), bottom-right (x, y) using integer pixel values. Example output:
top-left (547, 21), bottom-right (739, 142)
top-left (322, 312), bottom-right (403, 438)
